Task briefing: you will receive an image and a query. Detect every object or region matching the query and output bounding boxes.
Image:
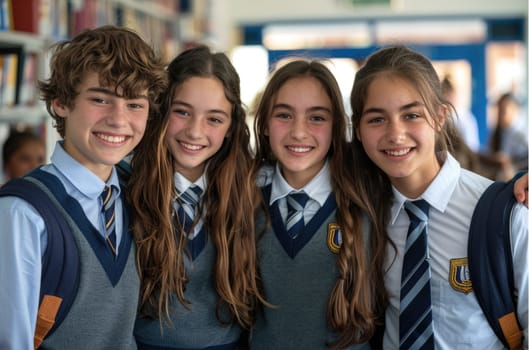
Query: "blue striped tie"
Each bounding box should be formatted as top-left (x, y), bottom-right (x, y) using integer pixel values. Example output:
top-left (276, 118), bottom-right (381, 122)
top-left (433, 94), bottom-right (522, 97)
top-left (101, 185), bottom-right (117, 256)
top-left (177, 185), bottom-right (202, 236)
top-left (399, 199), bottom-right (434, 350)
top-left (286, 192), bottom-right (310, 238)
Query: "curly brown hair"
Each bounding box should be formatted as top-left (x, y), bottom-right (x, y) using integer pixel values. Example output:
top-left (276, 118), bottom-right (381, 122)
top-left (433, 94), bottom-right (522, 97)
top-left (38, 25), bottom-right (167, 137)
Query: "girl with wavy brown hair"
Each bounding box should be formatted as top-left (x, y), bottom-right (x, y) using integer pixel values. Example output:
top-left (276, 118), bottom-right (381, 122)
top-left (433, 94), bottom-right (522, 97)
top-left (129, 45), bottom-right (265, 349)
top-left (250, 59), bottom-right (387, 350)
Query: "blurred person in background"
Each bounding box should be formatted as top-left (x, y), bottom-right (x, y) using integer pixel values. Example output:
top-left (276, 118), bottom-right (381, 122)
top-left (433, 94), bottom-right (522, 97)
top-left (2, 130), bottom-right (46, 183)
top-left (441, 76), bottom-right (480, 152)
top-left (440, 78), bottom-right (512, 180)
top-left (487, 92), bottom-right (528, 174)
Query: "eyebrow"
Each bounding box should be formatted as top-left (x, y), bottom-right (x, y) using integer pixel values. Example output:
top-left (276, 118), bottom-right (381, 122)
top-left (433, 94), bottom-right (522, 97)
top-left (86, 87), bottom-right (148, 100)
top-left (272, 103), bottom-right (332, 114)
top-left (172, 100), bottom-right (230, 117)
top-left (363, 101), bottom-right (423, 115)
top-left (86, 87), bottom-right (115, 95)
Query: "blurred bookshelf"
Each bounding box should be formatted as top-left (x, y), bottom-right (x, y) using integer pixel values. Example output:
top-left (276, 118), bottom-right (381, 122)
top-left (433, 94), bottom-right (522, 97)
top-left (0, 0), bottom-right (207, 157)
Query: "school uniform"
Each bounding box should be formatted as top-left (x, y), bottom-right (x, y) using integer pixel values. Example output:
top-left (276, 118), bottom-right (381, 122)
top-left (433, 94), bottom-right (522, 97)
top-left (134, 172), bottom-right (241, 350)
top-left (0, 141), bottom-right (138, 349)
top-left (383, 153), bottom-right (528, 349)
top-left (250, 161), bottom-right (371, 350)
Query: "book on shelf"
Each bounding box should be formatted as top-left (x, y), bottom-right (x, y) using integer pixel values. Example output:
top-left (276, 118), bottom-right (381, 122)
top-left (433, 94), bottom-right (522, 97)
top-left (1, 53), bottom-right (18, 107)
top-left (10, 0), bottom-right (39, 33)
top-left (39, 0), bottom-right (69, 39)
top-left (10, 0), bottom-right (68, 38)
top-left (71, 0), bottom-right (97, 36)
top-left (95, 0), bottom-right (114, 27)
top-left (51, 0), bottom-right (69, 39)
top-left (18, 52), bottom-right (38, 106)
top-left (0, 44), bottom-right (23, 107)
top-left (0, 0), bottom-right (11, 30)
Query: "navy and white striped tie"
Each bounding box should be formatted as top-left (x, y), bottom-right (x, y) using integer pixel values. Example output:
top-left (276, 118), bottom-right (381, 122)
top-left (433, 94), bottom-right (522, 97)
top-left (399, 199), bottom-right (434, 350)
top-left (286, 192), bottom-right (310, 239)
top-left (177, 185), bottom-right (202, 234)
top-left (101, 185), bottom-right (117, 256)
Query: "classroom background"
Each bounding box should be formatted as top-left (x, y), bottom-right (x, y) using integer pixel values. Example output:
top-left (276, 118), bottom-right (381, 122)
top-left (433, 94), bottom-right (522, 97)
top-left (0, 0), bottom-right (527, 183)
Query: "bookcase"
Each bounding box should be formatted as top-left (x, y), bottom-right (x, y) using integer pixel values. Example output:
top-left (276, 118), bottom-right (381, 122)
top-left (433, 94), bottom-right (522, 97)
top-left (0, 0), bottom-right (192, 159)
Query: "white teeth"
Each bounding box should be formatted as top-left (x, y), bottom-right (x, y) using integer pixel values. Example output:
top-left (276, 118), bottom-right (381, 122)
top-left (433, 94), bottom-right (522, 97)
top-left (386, 148), bottom-right (410, 156)
top-left (288, 146), bottom-right (311, 153)
top-left (180, 142), bottom-right (202, 151)
top-left (97, 133), bottom-right (125, 143)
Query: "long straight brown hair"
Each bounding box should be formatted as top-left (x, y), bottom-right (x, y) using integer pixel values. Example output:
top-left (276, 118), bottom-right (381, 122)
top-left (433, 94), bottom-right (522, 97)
top-left (350, 45), bottom-right (458, 306)
top-left (253, 59), bottom-right (388, 349)
top-left (128, 45), bottom-right (265, 329)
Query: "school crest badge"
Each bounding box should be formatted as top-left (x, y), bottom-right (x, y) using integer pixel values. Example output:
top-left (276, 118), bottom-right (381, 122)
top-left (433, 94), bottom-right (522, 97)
top-left (449, 257), bottom-right (473, 294)
top-left (327, 223), bottom-right (342, 254)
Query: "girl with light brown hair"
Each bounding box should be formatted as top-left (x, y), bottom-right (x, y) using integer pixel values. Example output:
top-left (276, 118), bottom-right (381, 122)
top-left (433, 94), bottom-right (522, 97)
top-left (129, 45), bottom-right (266, 349)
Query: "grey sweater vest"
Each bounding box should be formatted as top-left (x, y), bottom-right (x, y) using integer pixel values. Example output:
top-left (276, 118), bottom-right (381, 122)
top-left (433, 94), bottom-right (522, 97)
top-left (250, 208), bottom-right (371, 350)
top-left (134, 235), bottom-right (240, 348)
top-left (37, 183), bottom-right (139, 349)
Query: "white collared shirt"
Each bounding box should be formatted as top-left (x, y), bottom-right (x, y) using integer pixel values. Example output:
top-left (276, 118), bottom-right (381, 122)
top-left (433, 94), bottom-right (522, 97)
top-left (383, 153), bottom-right (528, 350)
top-left (266, 161), bottom-right (332, 224)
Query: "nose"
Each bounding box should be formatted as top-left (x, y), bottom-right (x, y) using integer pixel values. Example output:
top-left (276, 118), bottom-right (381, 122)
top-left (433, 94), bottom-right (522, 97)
top-left (387, 119), bottom-right (405, 143)
top-left (185, 116), bottom-right (203, 139)
top-left (106, 103), bottom-right (128, 127)
top-left (290, 118), bottom-right (308, 140)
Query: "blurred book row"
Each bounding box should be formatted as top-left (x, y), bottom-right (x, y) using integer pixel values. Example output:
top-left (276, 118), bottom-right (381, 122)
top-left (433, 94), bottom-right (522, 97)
top-left (0, 45), bottom-right (37, 108)
top-left (0, 0), bottom-right (182, 110)
top-left (1, 0), bottom-right (180, 38)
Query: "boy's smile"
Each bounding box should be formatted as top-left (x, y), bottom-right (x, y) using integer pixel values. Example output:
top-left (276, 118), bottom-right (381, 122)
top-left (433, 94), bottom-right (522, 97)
top-left (52, 72), bottom-right (149, 181)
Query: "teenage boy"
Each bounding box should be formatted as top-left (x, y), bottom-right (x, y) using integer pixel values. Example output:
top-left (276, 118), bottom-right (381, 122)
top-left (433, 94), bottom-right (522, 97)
top-left (0, 25), bottom-right (166, 349)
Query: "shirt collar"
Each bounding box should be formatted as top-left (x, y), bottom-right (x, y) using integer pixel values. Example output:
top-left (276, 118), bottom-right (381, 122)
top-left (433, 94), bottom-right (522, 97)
top-left (51, 141), bottom-right (120, 198)
top-left (270, 160), bottom-right (332, 206)
top-left (389, 153), bottom-right (459, 224)
top-left (174, 171), bottom-right (206, 198)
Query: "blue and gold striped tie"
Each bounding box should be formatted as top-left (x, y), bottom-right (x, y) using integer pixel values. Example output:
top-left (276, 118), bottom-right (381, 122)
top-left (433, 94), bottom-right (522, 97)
top-left (399, 199), bottom-right (434, 350)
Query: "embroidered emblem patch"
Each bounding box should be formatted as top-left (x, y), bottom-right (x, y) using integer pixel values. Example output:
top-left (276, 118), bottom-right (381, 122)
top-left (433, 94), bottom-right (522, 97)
top-left (327, 223), bottom-right (342, 254)
top-left (449, 257), bottom-right (473, 294)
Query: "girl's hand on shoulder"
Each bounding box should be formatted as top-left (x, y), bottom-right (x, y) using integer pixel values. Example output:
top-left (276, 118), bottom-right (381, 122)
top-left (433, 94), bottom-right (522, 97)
top-left (514, 172), bottom-right (528, 207)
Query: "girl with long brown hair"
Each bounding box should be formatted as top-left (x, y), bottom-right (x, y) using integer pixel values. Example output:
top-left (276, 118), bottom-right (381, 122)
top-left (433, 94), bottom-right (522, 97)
top-left (350, 45), bottom-right (527, 349)
top-left (129, 45), bottom-right (265, 349)
top-left (250, 59), bottom-right (387, 349)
